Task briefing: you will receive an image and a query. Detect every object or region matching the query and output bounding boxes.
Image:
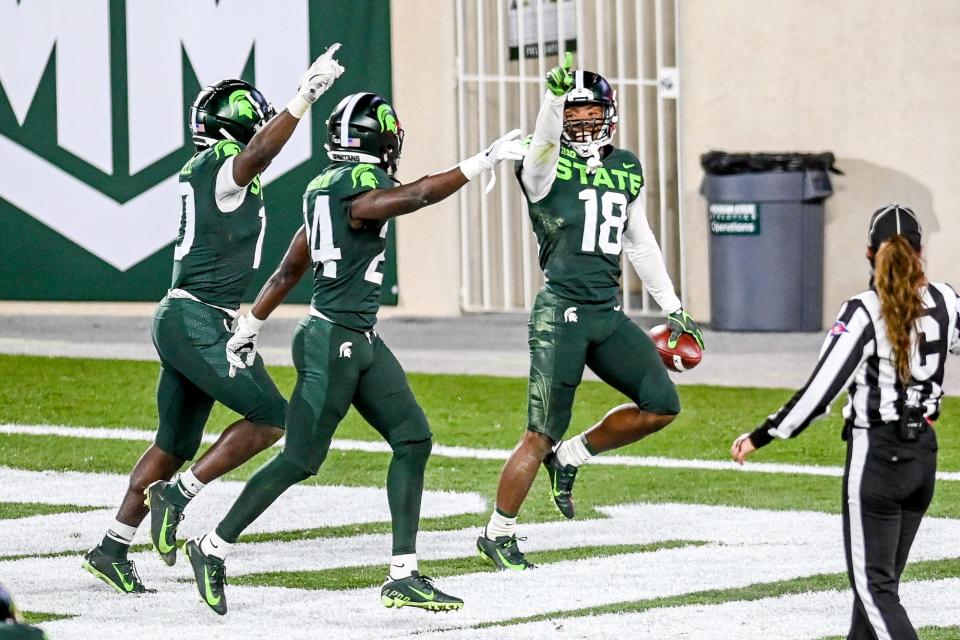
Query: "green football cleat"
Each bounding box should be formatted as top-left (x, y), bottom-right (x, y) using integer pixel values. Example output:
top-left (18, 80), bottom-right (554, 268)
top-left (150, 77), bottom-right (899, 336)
top-left (184, 538), bottom-right (228, 615)
top-left (145, 480), bottom-right (184, 566)
top-left (82, 546), bottom-right (154, 594)
top-left (380, 571), bottom-right (463, 612)
top-left (544, 451), bottom-right (578, 519)
top-left (476, 534), bottom-right (535, 571)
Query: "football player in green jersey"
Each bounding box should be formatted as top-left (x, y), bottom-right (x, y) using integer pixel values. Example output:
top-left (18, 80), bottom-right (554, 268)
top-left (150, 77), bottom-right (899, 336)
top-left (0, 585), bottom-right (47, 640)
top-left (477, 53), bottom-right (705, 570)
top-left (82, 45), bottom-right (345, 594)
top-left (183, 92), bottom-right (526, 615)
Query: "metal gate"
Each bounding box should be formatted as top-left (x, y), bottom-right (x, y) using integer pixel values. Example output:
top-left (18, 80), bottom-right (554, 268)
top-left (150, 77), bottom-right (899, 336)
top-left (455, 0), bottom-right (685, 315)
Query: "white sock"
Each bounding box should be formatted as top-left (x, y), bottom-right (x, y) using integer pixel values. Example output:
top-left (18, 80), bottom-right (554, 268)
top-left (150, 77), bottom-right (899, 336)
top-left (177, 468), bottom-right (206, 500)
top-left (484, 508), bottom-right (517, 540)
top-left (198, 531), bottom-right (234, 560)
top-left (555, 434), bottom-right (593, 468)
top-left (389, 553), bottom-right (418, 580)
top-left (105, 519), bottom-right (138, 545)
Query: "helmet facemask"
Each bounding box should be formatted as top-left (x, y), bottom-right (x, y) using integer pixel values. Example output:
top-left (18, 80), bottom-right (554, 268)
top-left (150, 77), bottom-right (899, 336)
top-left (561, 72), bottom-right (618, 158)
top-left (562, 103), bottom-right (616, 157)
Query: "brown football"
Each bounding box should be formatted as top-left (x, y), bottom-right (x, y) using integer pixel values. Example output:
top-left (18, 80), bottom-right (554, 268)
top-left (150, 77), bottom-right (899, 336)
top-left (649, 324), bottom-right (702, 372)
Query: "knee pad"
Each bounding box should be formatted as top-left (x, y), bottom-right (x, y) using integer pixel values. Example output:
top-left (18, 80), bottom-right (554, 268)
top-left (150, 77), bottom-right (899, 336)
top-left (254, 396), bottom-right (288, 429)
top-left (392, 436), bottom-right (433, 466)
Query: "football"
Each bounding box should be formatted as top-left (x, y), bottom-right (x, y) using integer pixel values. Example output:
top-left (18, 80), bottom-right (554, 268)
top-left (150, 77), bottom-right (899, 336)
top-left (649, 324), bottom-right (702, 372)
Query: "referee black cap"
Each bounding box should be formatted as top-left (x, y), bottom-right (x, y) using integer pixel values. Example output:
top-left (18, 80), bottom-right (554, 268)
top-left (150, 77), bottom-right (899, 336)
top-left (868, 204), bottom-right (922, 252)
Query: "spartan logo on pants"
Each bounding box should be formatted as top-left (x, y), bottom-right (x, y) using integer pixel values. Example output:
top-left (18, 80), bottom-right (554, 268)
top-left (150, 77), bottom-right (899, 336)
top-left (339, 342), bottom-right (353, 359)
top-left (564, 307), bottom-right (579, 323)
top-left (0, 0), bottom-right (310, 270)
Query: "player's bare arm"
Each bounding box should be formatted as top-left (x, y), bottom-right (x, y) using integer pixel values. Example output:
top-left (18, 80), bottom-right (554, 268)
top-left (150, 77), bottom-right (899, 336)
top-left (349, 168), bottom-right (467, 222)
top-left (226, 227), bottom-right (310, 369)
top-left (251, 226), bottom-right (311, 318)
top-left (350, 129), bottom-right (527, 222)
top-left (231, 44), bottom-right (345, 187)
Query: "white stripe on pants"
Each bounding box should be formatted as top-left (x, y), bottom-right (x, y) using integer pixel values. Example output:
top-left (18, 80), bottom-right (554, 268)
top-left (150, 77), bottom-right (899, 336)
top-left (847, 428), bottom-right (893, 640)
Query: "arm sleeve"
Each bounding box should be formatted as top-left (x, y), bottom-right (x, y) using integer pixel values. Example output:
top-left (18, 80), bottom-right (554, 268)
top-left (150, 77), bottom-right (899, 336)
top-left (520, 92), bottom-right (566, 203)
top-left (621, 193), bottom-right (682, 314)
top-left (215, 156), bottom-right (248, 213)
top-left (749, 301), bottom-right (874, 447)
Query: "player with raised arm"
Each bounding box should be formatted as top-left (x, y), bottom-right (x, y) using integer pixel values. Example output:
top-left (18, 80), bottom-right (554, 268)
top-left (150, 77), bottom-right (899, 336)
top-left (477, 53), bottom-right (704, 570)
top-left (183, 92), bottom-right (527, 614)
top-left (82, 45), bottom-right (344, 594)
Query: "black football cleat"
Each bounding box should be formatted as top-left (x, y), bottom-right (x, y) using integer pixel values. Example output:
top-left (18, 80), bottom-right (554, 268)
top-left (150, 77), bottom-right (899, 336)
top-left (544, 451), bottom-right (578, 519)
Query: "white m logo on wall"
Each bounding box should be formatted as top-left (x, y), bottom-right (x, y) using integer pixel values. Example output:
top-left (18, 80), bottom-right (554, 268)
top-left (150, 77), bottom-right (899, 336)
top-left (0, 0), bottom-right (310, 270)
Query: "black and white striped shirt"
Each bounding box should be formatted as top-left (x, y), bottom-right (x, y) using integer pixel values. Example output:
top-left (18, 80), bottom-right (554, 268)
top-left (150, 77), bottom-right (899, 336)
top-left (750, 282), bottom-right (960, 447)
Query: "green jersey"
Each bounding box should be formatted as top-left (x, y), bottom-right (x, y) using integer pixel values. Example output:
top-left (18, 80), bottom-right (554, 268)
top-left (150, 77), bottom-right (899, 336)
top-left (171, 140), bottom-right (265, 310)
top-left (518, 144), bottom-right (644, 305)
top-left (303, 162), bottom-right (394, 331)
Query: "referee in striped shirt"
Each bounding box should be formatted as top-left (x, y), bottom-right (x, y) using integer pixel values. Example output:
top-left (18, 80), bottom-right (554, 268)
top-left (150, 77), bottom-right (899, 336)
top-left (731, 204), bottom-right (958, 640)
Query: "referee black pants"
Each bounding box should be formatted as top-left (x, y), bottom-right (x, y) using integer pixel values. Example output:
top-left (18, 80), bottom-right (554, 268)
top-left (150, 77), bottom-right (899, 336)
top-left (842, 424), bottom-right (938, 640)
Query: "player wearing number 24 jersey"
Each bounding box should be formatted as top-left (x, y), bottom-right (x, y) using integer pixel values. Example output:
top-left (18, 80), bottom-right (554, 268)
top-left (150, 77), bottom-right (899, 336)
top-left (83, 45), bottom-right (345, 597)
top-left (185, 91), bottom-right (529, 614)
top-left (478, 54), bottom-right (705, 570)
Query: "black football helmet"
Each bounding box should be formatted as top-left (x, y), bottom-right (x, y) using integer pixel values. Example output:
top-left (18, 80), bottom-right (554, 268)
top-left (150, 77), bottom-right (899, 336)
top-left (325, 92), bottom-right (404, 176)
top-left (189, 79), bottom-right (276, 149)
top-left (0, 584), bottom-right (20, 623)
top-left (562, 70), bottom-right (618, 157)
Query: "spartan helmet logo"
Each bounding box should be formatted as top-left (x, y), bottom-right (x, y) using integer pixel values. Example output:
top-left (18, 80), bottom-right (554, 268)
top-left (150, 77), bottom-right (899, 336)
top-left (339, 341), bottom-right (353, 358)
top-left (376, 103), bottom-right (398, 134)
top-left (229, 89), bottom-right (255, 119)
top-left (563, 307), bottom-right (579, 323)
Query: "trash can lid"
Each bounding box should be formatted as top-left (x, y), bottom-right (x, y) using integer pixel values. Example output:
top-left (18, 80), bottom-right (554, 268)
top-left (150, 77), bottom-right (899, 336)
top-left (701, 151), bottom-right (843, 176)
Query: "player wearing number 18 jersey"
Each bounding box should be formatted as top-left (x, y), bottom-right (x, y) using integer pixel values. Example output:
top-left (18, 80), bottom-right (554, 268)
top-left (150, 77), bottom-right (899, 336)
top-left (82, 46), bottom-right (345, 595)
top-left (185, 92), bottom-right (528, 614)
top-left (478, 54), bottom-right (705, 570)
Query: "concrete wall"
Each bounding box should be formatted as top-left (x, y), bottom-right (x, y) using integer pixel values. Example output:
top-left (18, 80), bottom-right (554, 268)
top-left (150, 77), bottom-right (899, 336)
top-left (679, 0), bottom-right (960, 325)
top-left (389, 2), bottom-right (462, 316)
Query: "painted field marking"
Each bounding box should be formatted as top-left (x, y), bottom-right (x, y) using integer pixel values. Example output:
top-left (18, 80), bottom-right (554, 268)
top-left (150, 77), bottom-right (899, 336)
top-left (0, 467), bottom-right (486, 556)
top-left (427, 579), bottom-right (960, 640)
top-left (3, 471), bottom-right (960, 640)
top-left (2, 422), bottom-right (959, 482)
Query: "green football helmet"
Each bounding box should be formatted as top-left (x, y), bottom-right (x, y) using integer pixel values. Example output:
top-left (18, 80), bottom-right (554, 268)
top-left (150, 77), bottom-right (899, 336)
top-left (189, 79), bottom-right (276, 149)
top-left (325, 92), bottom-right (404, 175)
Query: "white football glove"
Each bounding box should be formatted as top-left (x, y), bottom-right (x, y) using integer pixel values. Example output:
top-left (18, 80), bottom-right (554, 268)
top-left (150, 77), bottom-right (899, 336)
top-left (459, 129), bottom-right (529, 193)
top-left (286, 43), bottom-right (345, 119)
top-left (226, 313), bottom-right (264, 373)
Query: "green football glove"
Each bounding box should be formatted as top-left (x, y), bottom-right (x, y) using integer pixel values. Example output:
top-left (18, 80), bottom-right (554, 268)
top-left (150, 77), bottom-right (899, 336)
top-left (546, 51), bottom-right (574, 96)
top-left (667, 309), bottom-right (705, 350)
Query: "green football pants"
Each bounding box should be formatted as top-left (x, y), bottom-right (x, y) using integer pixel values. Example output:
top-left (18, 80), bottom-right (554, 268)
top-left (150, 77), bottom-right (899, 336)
top-left (151, 297), bottom-right (286, 460)
top-left (527, 287), bottom-right (680, 442)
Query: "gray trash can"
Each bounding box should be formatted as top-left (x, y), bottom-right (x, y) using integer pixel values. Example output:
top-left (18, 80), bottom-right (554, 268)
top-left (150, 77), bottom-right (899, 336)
top-left (700, 151), bottom-right (839, 332)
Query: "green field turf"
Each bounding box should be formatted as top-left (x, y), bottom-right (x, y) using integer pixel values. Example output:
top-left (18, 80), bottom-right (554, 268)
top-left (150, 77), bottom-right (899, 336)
top-left (2, 353), bottom-right (958, 636)
top-left (2, 354), bottom-right (957, 469)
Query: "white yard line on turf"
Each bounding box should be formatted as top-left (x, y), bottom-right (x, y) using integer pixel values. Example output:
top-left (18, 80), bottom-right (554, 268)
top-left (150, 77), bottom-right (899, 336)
top-left (6, 500), bottom-right (960, 640)
top-left (3, 422), bottom-right (960, 482)
top-left (0, 467), bottom-right (486, 557)
top-left (426, 579), bottom-right (960, 640)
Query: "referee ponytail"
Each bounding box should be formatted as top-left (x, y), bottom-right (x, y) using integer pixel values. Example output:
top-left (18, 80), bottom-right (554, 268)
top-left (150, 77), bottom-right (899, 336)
top-left (874, 234), bottom-right (925, 384)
